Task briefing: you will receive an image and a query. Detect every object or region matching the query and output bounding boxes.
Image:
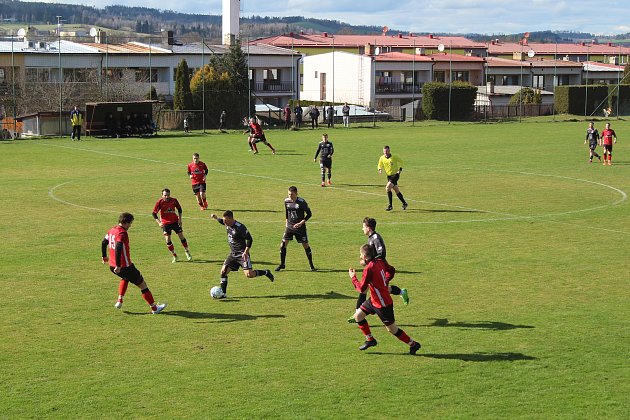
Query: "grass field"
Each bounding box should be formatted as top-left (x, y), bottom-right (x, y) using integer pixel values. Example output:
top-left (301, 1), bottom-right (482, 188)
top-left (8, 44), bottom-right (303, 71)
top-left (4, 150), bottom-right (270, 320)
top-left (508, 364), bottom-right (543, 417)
top-left (1, 119), bottom-right (629, 418)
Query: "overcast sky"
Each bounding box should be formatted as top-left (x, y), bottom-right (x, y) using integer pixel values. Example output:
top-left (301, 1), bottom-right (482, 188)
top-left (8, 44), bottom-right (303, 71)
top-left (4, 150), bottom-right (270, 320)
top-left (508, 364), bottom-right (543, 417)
top-left (34, 0), bottom-right (630, 35)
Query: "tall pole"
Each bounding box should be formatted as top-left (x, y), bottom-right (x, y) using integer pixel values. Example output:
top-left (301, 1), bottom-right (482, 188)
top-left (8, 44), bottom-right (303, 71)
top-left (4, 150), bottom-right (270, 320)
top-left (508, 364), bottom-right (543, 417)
top-left (584, 45), bottom-right (589, 117)
top-left (448, 40), bottom-right (452, 124)
top-left (519, 40), bottom-right (523, 122)
top-left (617, 44), bottom-right (621, 119)
top-left (57, 16), bottom-right (63, 137)
top-left (11, 33), bottom-right (16, 136)
top-left (149, 37), bottom-right (153, 100)
top-left (411, 39), bottom-right (416, 124)
top-left (553, 42), bottom-right (557, 121)
top-left (247, 35), bottom-right (251, 119)
top-left (105, 33), bottom-right (109, 101)
top-left (201, 38), bottom-right (205, 133)
top-left (332, 37), bottom-right (335, 116)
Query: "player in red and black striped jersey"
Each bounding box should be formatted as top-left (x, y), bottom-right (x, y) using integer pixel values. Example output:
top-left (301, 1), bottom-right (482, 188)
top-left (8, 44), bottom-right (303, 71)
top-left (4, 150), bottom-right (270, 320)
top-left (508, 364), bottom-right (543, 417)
top-left (187, 153), bottom-right (209, 210)
top-left (275, 186), bottom-right (316, 272)
top-left (348, 217), bottom-right (409, 322)
top-left (244, 117), bottom-right (276, 155)
top-left (101, 212), bottom-right (167, 313)
top-left (152, 188), bottom-right (191, 263)
top-left (210, 210), bottom-right (274, 298)
top-left (600, 123), bottom-right (618, 166)
top-left (348, 244), bottom-right (420, 354)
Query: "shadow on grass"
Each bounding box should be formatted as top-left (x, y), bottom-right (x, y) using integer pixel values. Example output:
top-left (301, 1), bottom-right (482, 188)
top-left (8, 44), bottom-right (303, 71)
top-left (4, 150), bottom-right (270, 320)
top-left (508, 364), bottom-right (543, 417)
top-left (187, 259), bottom-right (224, 264)
top-left (408, 209), bottom-right (485, 214)
top-left (155, 310), bottom-right (285, 322)
top-left (238, 291), bottom-right (354, 300)
top-left (368, 351), bottom-right (537, 361)
top-left (427, 318), bottom-right (535, 330)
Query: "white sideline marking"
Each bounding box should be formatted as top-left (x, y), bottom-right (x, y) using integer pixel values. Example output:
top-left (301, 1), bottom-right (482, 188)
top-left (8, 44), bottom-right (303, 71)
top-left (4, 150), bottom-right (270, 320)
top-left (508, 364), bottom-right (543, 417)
top-left (42, 142), bottom-right (628, 232)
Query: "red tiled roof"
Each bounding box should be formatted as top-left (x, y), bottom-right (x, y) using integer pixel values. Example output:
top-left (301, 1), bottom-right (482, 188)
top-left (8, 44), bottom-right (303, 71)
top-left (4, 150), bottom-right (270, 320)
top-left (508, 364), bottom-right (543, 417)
top-left (81, 42), bottom-right (171, 54)
top-left (485, 56), bottom-right (582, 68)
top-left (487, 41), bottom-right (630, 55)
top-left (250, 33), bottom-right (486, 49)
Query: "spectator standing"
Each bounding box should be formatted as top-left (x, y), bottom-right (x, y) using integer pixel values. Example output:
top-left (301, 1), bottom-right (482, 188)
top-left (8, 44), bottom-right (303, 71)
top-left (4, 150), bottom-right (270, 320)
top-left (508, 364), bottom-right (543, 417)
top-left (219, 110), bottom-right (227, 131)
top-left (309, 106), bottom-right (320, 129)
top-left (294, 103), bottom-right (303, 128)
top-left (70, 105), bottom-right (82, 140)
top-left (283, 104), bottom-right (292, 130)
top-left (326, 105), bottom-right (335, 128)
top-left (342, 103), bottom-right (350, 128)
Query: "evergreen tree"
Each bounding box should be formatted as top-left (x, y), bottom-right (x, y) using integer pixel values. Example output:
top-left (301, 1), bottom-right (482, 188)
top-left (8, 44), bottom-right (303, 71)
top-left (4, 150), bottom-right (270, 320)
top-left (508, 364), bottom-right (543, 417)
top-left (174, 59), bottom-right (193, 110)
top-left (190, 64), bottom-right (231, 128)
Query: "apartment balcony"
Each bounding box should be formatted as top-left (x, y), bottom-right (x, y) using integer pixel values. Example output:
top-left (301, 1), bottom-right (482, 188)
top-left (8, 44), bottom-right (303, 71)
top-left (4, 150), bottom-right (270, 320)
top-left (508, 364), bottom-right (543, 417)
top-left (375, 82), bottom-right (422, 94)
top-left (251, 81), bottom-right (293, 93)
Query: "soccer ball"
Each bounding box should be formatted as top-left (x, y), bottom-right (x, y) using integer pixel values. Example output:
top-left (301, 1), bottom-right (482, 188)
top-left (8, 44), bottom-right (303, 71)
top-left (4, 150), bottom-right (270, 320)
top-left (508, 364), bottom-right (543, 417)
top-left (210, 286), bottom-right (224, 299)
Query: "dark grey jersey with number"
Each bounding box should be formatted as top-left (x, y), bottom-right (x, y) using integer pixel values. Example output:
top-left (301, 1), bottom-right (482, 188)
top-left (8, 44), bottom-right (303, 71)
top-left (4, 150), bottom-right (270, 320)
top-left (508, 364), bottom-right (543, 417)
top-left (284, 197), bottom-right (312, 226)
top-left (218, 219), bottom-right (252, 255)
top-left (314, 141), bottom-right (334, 161)
top-left (368, 231), bottom-right (387, 260)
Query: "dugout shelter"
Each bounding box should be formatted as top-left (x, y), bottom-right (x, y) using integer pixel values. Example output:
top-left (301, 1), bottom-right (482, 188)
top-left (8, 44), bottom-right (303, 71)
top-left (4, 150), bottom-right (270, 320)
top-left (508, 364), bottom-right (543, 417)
top-left (85, 100), bottom-right (157, 136)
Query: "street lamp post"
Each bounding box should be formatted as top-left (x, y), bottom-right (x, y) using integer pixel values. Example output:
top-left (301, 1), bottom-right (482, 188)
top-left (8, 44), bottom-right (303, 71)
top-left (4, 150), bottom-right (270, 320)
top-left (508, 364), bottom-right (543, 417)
top-left (448, 40), bottom-right (452, 124)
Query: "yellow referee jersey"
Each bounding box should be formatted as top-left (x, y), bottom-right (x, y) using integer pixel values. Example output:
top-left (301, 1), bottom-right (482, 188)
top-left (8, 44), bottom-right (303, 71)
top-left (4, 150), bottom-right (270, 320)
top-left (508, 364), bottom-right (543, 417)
top-left (377, 154), bottom-right (404, 176)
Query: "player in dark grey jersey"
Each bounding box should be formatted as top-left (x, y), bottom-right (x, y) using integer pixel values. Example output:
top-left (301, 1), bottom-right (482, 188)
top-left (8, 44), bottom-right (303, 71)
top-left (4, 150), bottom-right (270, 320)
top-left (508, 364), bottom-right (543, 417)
top-left (275, 186), bottom-right (316, 271)
top-left (314, 133), bottom-right (334, 187)
top-left (348, 217), bottom-right (408, 322)
top-left (584, 121), bottom-right (601, 163)
top-left (210, 210), bottom-right (274, 298)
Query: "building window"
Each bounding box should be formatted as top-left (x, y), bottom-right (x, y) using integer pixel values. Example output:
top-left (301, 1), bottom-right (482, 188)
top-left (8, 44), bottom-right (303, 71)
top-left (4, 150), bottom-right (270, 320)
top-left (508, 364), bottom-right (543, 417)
top-left (134, 68), bottom-right (158, 83)
top-left (452, 71), bottom-right (469, 82)
top-left (26, 68), bottom-right (51, 82)
top-left (64, 68), bottom-right (95, 83)
top-left (502, 75), bottom-right (519, 85)
top-left (264, 69), bottom-right (279, 80)
top-left (556, 75), bottom-right (570, 86)
top-left (434, 71), bottom-right (445, 82)
top-left (533, 75), bottom-right (544, 89)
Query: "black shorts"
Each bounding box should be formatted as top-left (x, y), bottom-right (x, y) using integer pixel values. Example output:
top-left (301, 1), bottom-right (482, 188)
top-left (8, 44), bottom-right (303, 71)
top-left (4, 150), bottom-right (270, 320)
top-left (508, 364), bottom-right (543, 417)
top-left (110, 264), bottom-right (143, 285)
top-left (282, 225), bottom-right (309, 243)
top-left (319, 159), bottom-right (332, 170)
top-left (162, 222), bottom-right (182, 236)
top-left (387, 173), bottom-right (400, 185)
top-left (224, 253), bottom-right (253, 271)
top-left (603, 144), bottom-right (613, 153)
top-left (252, 134), bottom-right (268, 144)
top-left (360, 301), bottom-right (395, 325)
top-left (589, 142), bottom-right (598, 151)
top-left (192, 183), bottom-right (206, 195)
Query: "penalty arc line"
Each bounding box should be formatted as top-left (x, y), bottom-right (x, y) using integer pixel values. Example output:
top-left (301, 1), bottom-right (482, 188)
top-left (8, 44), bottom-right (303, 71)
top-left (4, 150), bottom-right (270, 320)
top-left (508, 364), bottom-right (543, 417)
top-left (41, 142), bottom-right (629, 233)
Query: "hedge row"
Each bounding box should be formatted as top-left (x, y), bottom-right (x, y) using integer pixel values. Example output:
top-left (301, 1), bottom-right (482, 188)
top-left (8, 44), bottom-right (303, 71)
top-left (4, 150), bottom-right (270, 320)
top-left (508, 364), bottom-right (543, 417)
top-left (421, 82), bottom-right (478, 120)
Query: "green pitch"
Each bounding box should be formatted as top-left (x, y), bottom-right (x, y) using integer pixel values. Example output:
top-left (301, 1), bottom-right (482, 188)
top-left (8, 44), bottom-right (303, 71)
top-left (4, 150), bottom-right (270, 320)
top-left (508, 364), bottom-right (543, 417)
top-left (1, 120), bottom-right (628, 418)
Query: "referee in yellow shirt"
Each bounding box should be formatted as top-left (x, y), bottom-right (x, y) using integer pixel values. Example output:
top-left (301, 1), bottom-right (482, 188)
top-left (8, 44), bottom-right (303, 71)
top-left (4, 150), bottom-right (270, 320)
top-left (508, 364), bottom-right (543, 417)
top-left (377, 145), bottom-right (408, 211)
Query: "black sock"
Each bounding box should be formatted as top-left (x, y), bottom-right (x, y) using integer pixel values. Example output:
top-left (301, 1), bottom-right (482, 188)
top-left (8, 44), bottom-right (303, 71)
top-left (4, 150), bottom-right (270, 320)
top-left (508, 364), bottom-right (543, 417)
top-left (387, 191), bottom-right (393, 206)
top-left (356, 293), bottom-right (367, 309)
top-left (390, 285), bottom-right (401, 295)
top-left (220, 277), bottom-right (228, 294)
top-left (305, 246), bottom-right (314, 267)
top-left (254, 270), bottom-right (266, 277)
top-left (396, 192), bottom-right (406, 205)
top-left (280, 247), bottom-right (286, 265)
